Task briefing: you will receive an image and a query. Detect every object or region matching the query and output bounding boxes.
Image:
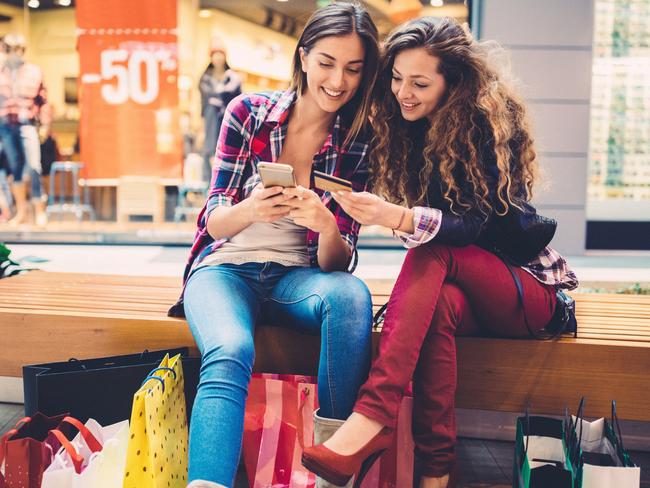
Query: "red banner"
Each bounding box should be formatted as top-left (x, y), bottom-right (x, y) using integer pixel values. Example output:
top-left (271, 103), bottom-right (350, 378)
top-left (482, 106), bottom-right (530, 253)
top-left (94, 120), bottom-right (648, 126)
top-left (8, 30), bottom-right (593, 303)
top-left (77, 0), bottom-right (182, 179)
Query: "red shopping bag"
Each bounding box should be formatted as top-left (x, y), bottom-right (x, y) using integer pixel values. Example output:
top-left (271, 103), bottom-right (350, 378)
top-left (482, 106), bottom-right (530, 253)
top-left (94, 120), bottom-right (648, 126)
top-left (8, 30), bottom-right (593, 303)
top-left (243, 374), bottom-right (319, 488)
top-left (0, 412), bottom-right (68, 488)
top-left (359, 395), bottom-right (415, 488)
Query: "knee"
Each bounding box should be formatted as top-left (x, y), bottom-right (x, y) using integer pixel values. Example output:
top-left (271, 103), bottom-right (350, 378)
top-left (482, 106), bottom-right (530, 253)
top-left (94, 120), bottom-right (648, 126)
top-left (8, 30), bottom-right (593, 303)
top-left (430, 284), bottom-right (466, 333)
top-left (320, 273), bottom-right (372, 316)
top-left (318, 274), bottom-right (372, 336)
top-left (201, 335), bottom-right (255, 377)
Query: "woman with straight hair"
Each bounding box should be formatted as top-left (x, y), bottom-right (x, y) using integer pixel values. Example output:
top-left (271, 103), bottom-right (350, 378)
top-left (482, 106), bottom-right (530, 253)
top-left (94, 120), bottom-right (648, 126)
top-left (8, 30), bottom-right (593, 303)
top-left (169, 3), bottom-right (380, 487)
top-left (302, 17), bottom-right (578, 488)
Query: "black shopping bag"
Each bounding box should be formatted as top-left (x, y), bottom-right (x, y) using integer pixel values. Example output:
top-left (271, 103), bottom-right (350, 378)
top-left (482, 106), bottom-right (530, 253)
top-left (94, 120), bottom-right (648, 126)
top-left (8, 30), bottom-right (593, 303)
top-left (23, 348), bottom-right (200, 426)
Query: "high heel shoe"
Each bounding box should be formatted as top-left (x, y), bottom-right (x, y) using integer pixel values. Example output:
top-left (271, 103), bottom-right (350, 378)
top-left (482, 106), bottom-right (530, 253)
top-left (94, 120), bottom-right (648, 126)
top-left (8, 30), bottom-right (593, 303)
top-left (301, 427), bottom-right (394, 488)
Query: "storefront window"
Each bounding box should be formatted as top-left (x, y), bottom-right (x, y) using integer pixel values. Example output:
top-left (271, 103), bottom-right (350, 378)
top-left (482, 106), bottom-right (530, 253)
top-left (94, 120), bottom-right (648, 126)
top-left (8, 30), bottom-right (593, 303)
top-left (588, 0), bottom-right (650, 245)
top-left (0, 0), bottom-right (468, 245)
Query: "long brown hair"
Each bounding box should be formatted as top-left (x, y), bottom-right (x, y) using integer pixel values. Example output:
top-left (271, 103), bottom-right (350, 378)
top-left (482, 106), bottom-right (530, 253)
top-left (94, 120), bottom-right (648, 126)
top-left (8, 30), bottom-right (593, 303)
top-left (371, 17), bottom-right (537, 217)
top-left (290, 2), bottom-right (380, 148)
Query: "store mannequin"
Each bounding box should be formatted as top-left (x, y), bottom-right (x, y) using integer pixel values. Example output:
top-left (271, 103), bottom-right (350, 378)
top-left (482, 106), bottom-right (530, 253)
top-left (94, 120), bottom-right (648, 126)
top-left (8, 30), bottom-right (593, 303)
top-left (199, 37), bottom-right (241, 183)
top-left (0, 33), bottom-right (51, 226)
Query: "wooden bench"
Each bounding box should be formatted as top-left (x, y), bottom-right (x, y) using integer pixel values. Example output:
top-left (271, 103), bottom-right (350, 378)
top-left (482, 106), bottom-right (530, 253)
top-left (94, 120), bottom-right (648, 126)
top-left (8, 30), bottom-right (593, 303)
top-left (1, 271), bottom-right (649, 421)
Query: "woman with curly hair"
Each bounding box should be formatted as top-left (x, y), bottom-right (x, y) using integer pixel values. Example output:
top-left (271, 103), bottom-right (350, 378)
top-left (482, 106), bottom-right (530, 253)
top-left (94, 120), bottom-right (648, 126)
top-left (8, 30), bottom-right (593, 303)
top-left (301, 17), bottom-right (578, 488)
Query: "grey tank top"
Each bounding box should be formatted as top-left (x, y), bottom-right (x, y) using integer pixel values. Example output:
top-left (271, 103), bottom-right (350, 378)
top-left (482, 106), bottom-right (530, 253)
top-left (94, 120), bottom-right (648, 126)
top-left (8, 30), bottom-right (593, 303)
top-left (198, 216), bottom-right (310, 268)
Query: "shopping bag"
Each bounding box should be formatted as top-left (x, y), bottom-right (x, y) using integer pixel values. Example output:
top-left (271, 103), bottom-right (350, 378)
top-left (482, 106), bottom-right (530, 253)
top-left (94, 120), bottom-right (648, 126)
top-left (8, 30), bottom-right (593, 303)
top-left (512, 410), bottom-right (576, 488)
top-left (122, 353), bottom-right (189, 488)
top-left (242, 373), bottom-right (318, 488)
top-left (23, 348), bottom-right (200, 426)
top-left (571, 400), bottom-right (640, 488)
top-left (358, 395), bottom-right (415, 488)
top-left (0, 412), bottom-right (67, 488)
top-left (41, 417), bottom-right (129, 488)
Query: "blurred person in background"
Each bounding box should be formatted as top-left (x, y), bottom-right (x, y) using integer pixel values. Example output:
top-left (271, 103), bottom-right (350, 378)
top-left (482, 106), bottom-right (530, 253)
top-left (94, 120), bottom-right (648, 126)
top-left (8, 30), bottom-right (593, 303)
top-left (302, 17), bottom-right (578, 488)
top-left (199, 38), bottom-right (242, 184)
top-left (169, 3), bottom-right (380, 487)
top-left (0, 33), bottom-right (51, 227)
top-left (0, 151), bottom-right (12, 222)
top-left (39, 118), bottom-right (60, 203)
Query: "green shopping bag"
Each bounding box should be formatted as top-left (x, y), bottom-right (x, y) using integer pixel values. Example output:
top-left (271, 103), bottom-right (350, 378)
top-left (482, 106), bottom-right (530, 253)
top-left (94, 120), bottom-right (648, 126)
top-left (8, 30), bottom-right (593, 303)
top-left (570, 400), bottom-right (640, 488)
top-left (513, 409), bottom-right (576, 488)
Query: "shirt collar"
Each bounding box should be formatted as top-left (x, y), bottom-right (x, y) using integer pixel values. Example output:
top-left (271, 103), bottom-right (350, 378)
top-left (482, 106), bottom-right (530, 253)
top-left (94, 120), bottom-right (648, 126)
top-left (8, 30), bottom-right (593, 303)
top-left (265, 89), bottom-right (297, 126)
top-left (265, 89), bottom-right (346, 153)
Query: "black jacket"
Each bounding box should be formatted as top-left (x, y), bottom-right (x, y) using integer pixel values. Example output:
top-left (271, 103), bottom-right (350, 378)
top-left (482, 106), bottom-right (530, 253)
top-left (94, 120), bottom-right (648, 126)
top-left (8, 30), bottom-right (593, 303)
top-left (412, 128), bottom-right (500, 248)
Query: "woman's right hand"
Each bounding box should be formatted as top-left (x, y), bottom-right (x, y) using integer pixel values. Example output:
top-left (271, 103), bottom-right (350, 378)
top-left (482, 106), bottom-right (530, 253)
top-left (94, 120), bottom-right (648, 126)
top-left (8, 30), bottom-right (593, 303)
top-left (245, 183), bottom-right (294, 223)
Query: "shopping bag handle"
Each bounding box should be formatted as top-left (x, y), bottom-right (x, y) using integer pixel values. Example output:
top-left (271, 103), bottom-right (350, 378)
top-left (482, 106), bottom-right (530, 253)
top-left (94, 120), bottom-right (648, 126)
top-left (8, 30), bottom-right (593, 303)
top-left (49, 429), bottom-right (85, 474)
top-left (12, 416), bottom-right (31, 430)
top-left (296, 387), bottom-right (314, 451)
top-left (0, 416), bottom-right (30, 471)
top-left (147, 366), bottom-right (177, 380)
top-left (0, 428), bottom-right (18, 477)
top-left (611, 400), bottom-right (626, 453)
top-left (141, 375), bottom-right (166, 393)
top-left (59, 416), bottom-right (102, 453)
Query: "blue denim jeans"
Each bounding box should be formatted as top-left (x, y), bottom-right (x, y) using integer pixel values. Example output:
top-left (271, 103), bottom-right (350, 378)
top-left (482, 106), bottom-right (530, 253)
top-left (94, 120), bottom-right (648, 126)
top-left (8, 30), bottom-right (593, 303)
top-left (0, 124), bottom-right (42, 198)
top-left (183, 262), bottom-right (373, 487)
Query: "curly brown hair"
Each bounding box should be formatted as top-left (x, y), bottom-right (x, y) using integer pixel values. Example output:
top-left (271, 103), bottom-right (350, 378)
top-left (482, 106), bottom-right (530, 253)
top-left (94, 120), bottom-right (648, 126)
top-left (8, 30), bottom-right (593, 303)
top-left (370, 17), bottom-right (537, 217)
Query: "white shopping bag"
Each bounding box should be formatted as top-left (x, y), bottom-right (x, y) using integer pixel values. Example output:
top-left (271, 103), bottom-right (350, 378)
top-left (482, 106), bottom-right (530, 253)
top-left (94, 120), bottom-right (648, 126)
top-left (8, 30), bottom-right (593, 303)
top-left (572, 411), bottom-right (640, 488)
top-left (41, 418), bottom-right (129, 488)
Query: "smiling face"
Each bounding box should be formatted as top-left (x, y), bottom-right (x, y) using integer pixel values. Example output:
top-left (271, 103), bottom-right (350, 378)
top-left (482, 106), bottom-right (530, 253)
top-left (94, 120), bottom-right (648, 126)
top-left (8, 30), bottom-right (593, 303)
top-left (299, 33), bottom-right (365, 114)
top-left (391, 47), bottom-right (447, 122)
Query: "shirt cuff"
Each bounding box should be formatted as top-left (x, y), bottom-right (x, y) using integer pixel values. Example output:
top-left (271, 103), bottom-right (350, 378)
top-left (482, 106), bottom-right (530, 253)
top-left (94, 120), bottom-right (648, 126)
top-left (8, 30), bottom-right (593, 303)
top-left (202, 193), bottom-right (234, 228)
top-left (395, 206), bottom-right (443, 249)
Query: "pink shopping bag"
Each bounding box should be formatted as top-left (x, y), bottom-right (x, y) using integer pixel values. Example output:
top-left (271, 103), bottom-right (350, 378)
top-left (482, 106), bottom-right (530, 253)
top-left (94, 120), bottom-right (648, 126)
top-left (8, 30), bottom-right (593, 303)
top-left (359, 395), bottom-right (415, 488)
top-left (243, 373), bottom-right (319, 488)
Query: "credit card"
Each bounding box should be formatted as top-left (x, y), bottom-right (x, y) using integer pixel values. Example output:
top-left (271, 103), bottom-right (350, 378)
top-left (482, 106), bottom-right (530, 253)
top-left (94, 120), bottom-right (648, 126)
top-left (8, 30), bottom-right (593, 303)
top-left (314, 171), bottom-right (353, 192)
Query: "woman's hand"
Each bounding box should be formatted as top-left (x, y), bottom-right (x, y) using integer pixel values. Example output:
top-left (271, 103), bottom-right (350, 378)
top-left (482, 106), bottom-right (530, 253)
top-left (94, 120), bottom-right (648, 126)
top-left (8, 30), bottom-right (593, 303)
top-left (245, 183), bottom-right (294, 224)
top-left (331, 191), bottom-right (390, 227)
top-left (283, 186), bottom-right (338, 235)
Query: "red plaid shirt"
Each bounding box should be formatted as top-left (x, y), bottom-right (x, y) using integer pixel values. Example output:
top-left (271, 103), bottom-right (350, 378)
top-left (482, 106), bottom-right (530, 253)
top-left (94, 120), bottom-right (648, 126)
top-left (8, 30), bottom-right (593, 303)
top-left (169, 90), bottom-right (370, 317)
top-left (0, 62), bottom-right (51, 126)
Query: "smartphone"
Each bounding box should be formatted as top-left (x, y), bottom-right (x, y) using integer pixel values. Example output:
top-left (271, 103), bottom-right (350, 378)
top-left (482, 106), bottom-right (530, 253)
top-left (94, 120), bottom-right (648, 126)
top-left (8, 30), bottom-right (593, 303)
top-left (313, 170), bottom-right (353, 192)
top-left (257, 162), bottom-right (296, 188)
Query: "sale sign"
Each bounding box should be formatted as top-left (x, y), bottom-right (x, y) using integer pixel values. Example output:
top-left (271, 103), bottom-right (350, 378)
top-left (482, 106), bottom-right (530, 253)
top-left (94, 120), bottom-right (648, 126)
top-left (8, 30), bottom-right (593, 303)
top-left (77, 0), bottom-right (182, 179)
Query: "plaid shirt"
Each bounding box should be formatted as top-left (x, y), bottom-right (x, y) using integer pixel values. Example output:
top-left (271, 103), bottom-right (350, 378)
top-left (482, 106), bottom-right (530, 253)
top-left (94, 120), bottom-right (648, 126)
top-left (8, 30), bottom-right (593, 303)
top-left (398, 206), bottom-right (579, 290)
top-left (169, 90), bottom-right (370, 317)
top-left (0, 62), bottom-right (51, 126)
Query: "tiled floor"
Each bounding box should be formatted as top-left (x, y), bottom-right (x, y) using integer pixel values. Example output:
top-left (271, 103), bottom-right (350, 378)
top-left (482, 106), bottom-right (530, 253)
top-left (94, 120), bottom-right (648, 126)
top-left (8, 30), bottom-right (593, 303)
top-left (2, 403), bottom-right (647, 487)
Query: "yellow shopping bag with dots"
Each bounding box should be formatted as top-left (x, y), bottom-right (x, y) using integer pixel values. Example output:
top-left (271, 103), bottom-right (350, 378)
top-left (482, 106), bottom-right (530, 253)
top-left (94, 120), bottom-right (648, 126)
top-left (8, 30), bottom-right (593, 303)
top-left (122, 353), bottom-right (189, 488)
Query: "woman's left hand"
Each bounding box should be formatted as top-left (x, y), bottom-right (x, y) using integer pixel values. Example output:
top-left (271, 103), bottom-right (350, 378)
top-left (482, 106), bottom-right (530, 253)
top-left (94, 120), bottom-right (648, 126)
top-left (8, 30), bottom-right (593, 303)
top-left (331, 191), bottom-right (388, 226)
top-left (283, 186), bottom-right (338, 235)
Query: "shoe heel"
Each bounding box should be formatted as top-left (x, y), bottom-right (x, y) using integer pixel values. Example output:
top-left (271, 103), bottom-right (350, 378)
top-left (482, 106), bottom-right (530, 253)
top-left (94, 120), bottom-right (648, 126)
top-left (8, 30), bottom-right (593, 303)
top-left (352, 448), bottom-right (386, 488)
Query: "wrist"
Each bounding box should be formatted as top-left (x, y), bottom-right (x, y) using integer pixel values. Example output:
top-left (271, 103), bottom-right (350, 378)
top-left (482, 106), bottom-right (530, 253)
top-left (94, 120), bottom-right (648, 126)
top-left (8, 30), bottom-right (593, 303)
top-left (383, 203), bottom-right (404, 230)
top-left (239, 197), bottom-right (256, 225)
top-left (319, 214), bottom-right (339, 237)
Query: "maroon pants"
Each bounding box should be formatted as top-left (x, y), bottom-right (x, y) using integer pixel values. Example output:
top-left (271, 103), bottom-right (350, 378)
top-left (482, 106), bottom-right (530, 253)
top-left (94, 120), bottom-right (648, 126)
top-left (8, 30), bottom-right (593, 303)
top-left (354, 244), bottom-right (557, 477)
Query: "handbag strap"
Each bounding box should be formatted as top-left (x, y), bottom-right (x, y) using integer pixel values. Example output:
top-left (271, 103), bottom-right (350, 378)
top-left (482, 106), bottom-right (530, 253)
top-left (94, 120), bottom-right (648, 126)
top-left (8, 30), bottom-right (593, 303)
top-left (500, 256), bottom-right (564, 340)
top-left (49, 429), bottom-right (85, 474)
top-left (372, 302), bottom-right (388, 330)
